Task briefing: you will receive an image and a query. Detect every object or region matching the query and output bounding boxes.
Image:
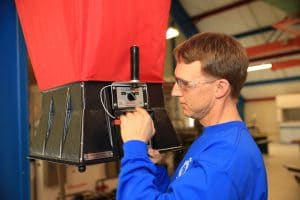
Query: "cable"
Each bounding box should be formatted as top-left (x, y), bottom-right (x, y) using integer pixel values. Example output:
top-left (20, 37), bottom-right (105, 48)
top-left (99, 85), bottom-right (116, 119)
top-left (100, 82), bottom-right (143, 119)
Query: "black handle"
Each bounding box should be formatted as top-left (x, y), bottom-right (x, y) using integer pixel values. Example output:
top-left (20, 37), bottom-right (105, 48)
top-left (130, 46), bottom-right (139, 81)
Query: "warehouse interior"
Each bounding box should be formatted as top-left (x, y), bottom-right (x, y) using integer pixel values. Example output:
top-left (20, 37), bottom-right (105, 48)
top-left (1, 0), bottom-right (300, 199)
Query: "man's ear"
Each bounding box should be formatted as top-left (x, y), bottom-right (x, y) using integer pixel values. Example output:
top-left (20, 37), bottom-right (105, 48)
top-left (215, 79), bottom-right (230, 98)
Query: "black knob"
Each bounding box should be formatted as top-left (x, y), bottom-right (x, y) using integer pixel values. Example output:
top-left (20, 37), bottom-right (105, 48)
top-left (78, 165), bottom-right (86, 173)
top-left (130, 46), bottom-right (139, 81)
top-left (127, 92), bottom-right (136, 101)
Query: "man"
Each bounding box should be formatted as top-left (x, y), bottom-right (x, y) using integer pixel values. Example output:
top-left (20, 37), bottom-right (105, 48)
top-left (117, 32), bottom-right (268, 199)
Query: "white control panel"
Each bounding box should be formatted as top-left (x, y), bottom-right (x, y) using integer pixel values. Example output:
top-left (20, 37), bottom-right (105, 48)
top-left (111, 82), bottom-right (148, 112)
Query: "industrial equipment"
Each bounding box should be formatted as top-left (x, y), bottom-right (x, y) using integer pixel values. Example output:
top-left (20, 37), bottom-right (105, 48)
top-left (30, 46), bottom-right (181, 171)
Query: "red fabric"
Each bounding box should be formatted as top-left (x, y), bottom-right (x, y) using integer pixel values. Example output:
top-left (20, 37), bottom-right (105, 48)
top-left (15, 0), bottom-right (170, 90)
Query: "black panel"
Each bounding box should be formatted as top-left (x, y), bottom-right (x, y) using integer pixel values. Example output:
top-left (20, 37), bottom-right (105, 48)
top-left (30, 81), bottom-right (181, 167)
top-left (147, 83), bottom-right (164, 108)
top-left (83, 109), bottom-right (113, 153)
top-left (151, 108), bottom-right (182, 152)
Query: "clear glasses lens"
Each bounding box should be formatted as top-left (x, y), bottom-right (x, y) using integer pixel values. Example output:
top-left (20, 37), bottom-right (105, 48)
top-left (175, 77), bottom-right (216, 90)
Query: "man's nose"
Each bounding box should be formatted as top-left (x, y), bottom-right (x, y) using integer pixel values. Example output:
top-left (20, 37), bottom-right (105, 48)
top-left (171, 83), bottom-right (182, 97)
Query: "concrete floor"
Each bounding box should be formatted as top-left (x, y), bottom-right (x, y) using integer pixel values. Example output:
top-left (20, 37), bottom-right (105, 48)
top-left (264, 142), bottom-right (300, 200)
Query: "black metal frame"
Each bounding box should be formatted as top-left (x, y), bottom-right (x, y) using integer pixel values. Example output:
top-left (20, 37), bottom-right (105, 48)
top-left (30, 81), bottom-right (182, 170)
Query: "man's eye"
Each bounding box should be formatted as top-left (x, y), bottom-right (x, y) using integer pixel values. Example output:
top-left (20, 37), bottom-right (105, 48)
top-left (181, 80), bottom-right (188, 86)
top-left (175, 78), bottom-right (189, 87)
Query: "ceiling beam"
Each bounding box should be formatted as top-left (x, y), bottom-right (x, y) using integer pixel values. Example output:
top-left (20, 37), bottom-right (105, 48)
top-left (247, 36), bottom-right (300, 59)
top-left (245, 97), bottom-right (275, 103)
top-left (245, 76), bottom-right (300, 86)
top-left (233, 25), bottom-right (275, 39)
top-left (250, 49), bottom-right (300, 62)
top-left (273, 18), bottom-right (300, 36)
top-left (191, 0), bottom-right (256, 23)
top-left (170, 0), bottom-right (199, 38)
top-left (272, 59), bottom-right (300, 70)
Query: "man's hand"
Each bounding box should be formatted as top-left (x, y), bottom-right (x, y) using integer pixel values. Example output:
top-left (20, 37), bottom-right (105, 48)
top-left (120, 107), bottom-right (155, 143)
top-left (148, 148), bottom-right (163, 164)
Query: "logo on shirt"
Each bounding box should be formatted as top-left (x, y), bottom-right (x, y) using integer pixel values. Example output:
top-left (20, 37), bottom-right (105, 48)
top-left (177, 157), bottom-right (192, 178)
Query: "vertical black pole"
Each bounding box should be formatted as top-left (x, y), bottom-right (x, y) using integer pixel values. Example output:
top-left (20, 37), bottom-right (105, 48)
top-left (130, 46), bottom-right (139, 81)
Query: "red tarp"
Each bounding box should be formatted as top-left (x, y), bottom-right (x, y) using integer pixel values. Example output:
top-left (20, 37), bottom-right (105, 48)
top-left (15, 0), bottom-right (170, 90)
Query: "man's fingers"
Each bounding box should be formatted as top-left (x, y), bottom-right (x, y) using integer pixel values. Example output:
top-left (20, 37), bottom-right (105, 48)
top-left (136, 107), bottom-right (149, 116)
top-left (149, 118), bottom-right (156, 136)
top-left (132, 109), bottom-right (143, 118)
top-left (119, 114), bottom-right (126, 124)
top-left (125, 112), bottom-right (135, 118)
top-left (148, 148), bottom-right (160, 156)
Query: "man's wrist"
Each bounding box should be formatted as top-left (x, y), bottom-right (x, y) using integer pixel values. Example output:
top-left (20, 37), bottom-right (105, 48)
top-left (123, 140), bottom-right (149, 158)
top-left (122, 137), bottom-right (148, 144)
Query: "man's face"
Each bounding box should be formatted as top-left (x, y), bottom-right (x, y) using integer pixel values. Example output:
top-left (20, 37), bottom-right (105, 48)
top-left (171, 60), bottom-right (217, 120)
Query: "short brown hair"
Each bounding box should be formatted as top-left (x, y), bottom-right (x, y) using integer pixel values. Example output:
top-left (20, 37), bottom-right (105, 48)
top-left (174, 32), bottom-right (248, 99)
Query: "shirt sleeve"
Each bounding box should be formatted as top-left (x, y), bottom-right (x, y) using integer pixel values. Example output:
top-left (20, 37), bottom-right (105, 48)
top-left (117, 140), bottom-right (238, 200)
top-left (154, 164), bottom-right (170, 192)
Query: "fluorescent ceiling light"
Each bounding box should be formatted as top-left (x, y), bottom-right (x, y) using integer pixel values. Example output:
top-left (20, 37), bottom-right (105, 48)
top-left (247, 63), bottom-right (272, 72)
top-left (166, 27), bottom-right (179, 39)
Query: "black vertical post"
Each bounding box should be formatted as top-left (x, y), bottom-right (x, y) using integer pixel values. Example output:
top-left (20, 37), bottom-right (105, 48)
top-left (130, 46), bottom-right (139, 81)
